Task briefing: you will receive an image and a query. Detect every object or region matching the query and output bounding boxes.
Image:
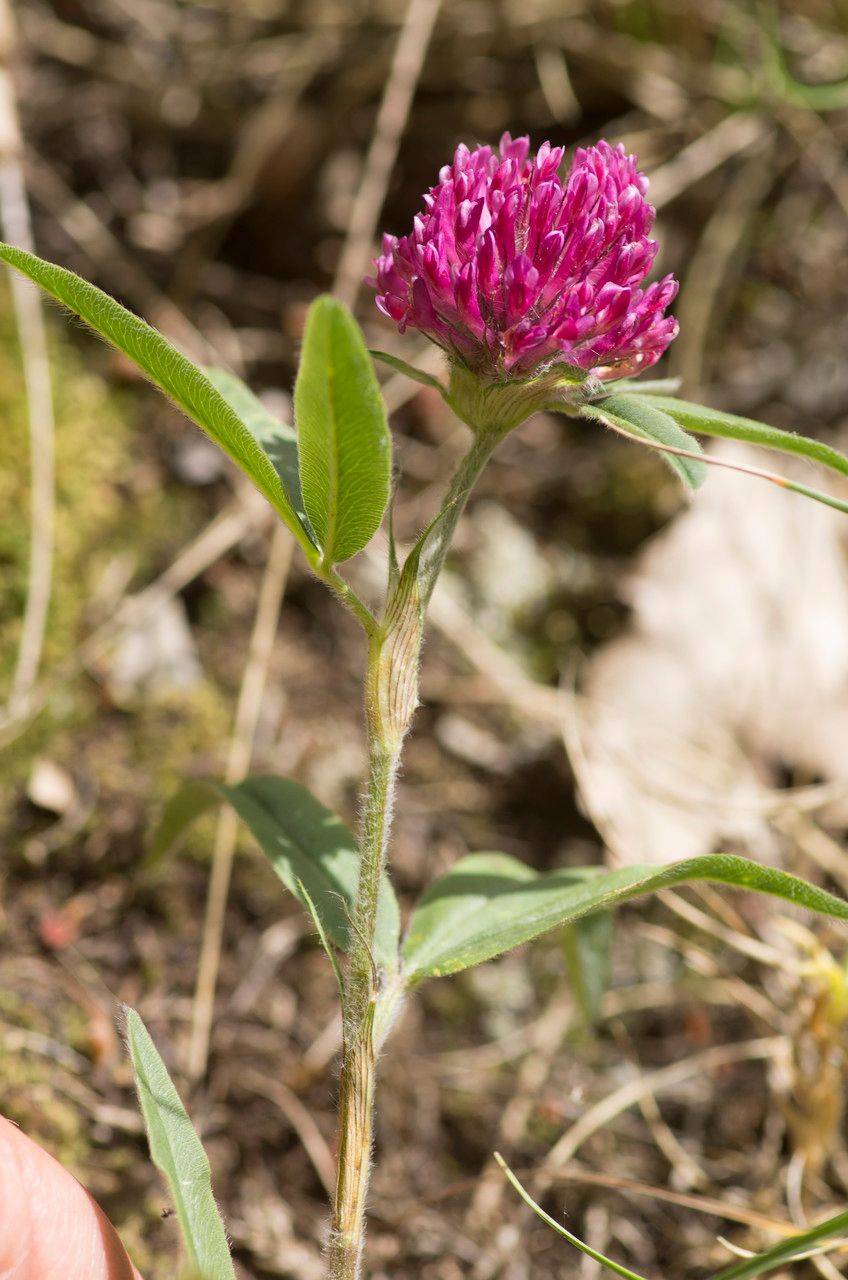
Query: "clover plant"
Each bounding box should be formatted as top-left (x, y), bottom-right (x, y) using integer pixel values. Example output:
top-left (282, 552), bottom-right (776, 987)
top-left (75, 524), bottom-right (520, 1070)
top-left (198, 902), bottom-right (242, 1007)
top-left (5, 133), bottom-right (848, 1280)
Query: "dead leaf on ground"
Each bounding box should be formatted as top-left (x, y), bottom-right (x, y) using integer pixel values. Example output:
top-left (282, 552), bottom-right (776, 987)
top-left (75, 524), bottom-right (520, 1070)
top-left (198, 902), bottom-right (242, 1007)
top-left (568, 441), bottom-right (848, 865)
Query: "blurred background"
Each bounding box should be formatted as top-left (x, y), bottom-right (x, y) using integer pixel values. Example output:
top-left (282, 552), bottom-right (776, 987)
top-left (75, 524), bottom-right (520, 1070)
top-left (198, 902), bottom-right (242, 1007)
top-left (3, 1), bottom-right (848, 1276)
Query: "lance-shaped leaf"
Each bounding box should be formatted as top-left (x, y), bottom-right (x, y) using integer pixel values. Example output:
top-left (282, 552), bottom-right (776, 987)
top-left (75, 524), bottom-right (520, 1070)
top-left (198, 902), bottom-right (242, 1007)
top-left (296, 296), bottom-right (392, 565)
top-left (635, 394), bottom-right (848, 482)
top-left (582, 393), bottom-right (707, 490)
top-left (125, 1008), bottom-right (236, 1280)
top-left (151, 775), bottom-right (400, 973)
top-left (562, 910), bottom-right (613, 1026)
top-left (589, 394), bottom-right (848, 518)
top-left (401, 851), bottom-right (848, 983)
top-left (204, 366), bottom-right (316, 546)
top-left (0, 242), bottom-right (316, 557)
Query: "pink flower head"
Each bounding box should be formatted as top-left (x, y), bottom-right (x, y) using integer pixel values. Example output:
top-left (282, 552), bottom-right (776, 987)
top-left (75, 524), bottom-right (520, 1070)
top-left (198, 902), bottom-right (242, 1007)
top-left (369, 134), bottom-right (678, 383)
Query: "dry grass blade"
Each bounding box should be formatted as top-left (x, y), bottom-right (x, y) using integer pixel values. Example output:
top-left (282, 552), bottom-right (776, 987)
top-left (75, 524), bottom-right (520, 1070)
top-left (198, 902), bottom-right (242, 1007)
top-left (542, 1036), bottom-right (783, 1173)
top-left (333, 0), bottom-right (442, 309)
top-left (523, 1170), bottom-right (803, 1238)
top-left (711, 1208), bottom-right (848, 1280)
top-left (6, 3), bottom-right (848, 1275)
top-left (240, 1067), bottom-right (336, 1198)
top-left (466, 994), bottom-right (573, 1231)
top-left (669, 141), bottom-right (782, 394)
top-left (649, 114), bottom-right (770, 210)
top-left (0, 0), bottom-right (55, 717)
top-left (187, 522), bottom-right (294, 1082)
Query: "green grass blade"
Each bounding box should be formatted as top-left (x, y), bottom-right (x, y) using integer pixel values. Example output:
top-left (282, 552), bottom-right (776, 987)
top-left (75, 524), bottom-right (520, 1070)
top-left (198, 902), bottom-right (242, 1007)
top-left (296, 296), bottom-right (392, 565)
top-left (125, 1008), bottom-right (236, 1280)
top-left (494, 1154), bottom-right (651, 1280)
top-left (0, 242), bottom-right (315, 556)
top-left (711, 1208), bottom-right (848, 1280)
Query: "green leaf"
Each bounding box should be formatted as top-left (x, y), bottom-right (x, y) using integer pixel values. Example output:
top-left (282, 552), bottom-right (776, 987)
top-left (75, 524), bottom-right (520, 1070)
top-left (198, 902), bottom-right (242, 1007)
top-left (401, 851), bottom-right (848, 983)
top-left (369, 349), bottom-right (448, 396)
top-left (562, 911), bottom-right (613, 1025)
top-left (203, 366), bottom-right (316, 545)
top-left (296, 875), bottom-right (345, 999)
top-left (711, 1207), bottom-right (848, 1280)
top-left (124, 1008), bottom-right (236, 1280)
top-left (586, 392), bottom-right (848, 519)
top-left (151, 776), bottom-right (400, 972)
top-left (494, 1153), bottom-right (650, 1280)
top-left (635, 395), bottom-right (848, 482)
top-left (295, 296), bottom-right (392, 565)
top-left (0, 242), bottom-right (315, 557)
top-left (582, 393), bottom-right (707, 490)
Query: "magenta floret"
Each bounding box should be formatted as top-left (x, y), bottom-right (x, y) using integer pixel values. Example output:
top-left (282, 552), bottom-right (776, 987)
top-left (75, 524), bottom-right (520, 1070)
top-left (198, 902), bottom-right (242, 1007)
top-left (369, 134), bottom-right (678, 382)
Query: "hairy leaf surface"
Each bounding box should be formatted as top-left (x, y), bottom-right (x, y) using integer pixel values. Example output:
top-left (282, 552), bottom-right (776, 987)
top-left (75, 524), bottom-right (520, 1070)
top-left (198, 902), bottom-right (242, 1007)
top-left (204, 366), bottom-right (316, 544)
top-left (403, 852), bottom-right (848, 981)
top-left (637, 395), bottom-right (848, 480)
top-left (583, 393), bottom-right (707, 489)
top-left (296, 297), bottom-right (391, 564)
top-left (152, 776), bottom-right (400, 972)
top-left (126, 1008), bottom-right (236, 1280)
top-left (0, 243), bottom-right (315, 554)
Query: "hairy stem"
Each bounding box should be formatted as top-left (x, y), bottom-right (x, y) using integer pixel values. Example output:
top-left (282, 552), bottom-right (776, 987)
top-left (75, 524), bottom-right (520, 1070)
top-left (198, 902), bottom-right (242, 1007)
top-left (327, 714), bottom-right (400, 1280)
top-left (419, 423), bottom-right (506, 607)
top-left (326, 421), bottom-right (506, 1280)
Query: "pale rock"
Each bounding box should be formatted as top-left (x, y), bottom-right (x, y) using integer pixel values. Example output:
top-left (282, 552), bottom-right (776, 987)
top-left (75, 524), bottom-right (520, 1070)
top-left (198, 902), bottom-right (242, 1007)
top-left (27, 758), bottom-right (78, 815)
top-left (106, 596), bottom-right (202, 700)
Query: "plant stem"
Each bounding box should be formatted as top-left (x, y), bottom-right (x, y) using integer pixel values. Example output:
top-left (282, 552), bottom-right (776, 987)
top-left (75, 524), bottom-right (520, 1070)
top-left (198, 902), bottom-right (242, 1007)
top-left (323, 564), bottom-right (379, 635)
top-left (327, 727), bottom-right (400, 1280)
top-left (418, 423), bottom-right (506, 607)
top-left (326, 421), bottom-right (506, 1280)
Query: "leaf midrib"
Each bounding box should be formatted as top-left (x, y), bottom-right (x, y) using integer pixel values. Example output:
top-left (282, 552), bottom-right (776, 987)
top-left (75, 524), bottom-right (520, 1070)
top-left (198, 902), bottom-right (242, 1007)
top-left (321, 332), bottom-right (341, 567)
top-left (129, 1014), bottom-right (223, 1277)
top-left (404, 855), bottom-right (848, 979)
top-left (642, 395), bottom-right (848, 479)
